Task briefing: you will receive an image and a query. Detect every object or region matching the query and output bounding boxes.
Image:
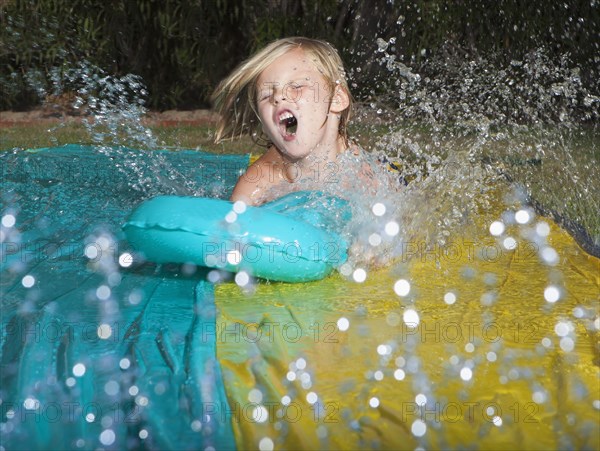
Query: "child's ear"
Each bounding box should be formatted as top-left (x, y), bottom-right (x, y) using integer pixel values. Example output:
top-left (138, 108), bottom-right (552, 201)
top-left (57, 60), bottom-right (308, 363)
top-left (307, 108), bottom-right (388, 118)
top-left (329, 86), bottom-right (350, 114)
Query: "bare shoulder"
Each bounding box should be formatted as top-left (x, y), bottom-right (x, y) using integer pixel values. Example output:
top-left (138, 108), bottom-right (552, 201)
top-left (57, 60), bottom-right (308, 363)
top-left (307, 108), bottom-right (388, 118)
top-left (230, 147), bottom-right (284, 205)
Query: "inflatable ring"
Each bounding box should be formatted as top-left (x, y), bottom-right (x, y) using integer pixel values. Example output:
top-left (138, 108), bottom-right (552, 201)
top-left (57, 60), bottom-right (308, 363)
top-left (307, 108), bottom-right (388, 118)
top-left (123, 192), bottom-right (349, 282)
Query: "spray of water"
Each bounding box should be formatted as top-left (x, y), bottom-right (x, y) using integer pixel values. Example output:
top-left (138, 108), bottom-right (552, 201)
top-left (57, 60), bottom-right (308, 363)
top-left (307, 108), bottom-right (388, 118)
top-left (24, 61), bottom-right (235, 198)
top-left (341, 42), bottom-right (600, 267)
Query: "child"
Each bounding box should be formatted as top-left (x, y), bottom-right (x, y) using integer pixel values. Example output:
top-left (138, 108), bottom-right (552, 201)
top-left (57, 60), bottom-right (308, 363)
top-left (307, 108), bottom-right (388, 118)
top-left (212, 36), bottom-right (377, 205)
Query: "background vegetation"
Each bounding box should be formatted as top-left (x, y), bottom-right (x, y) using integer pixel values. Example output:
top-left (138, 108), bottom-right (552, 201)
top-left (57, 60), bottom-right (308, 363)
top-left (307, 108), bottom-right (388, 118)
top-left (1, 0), bottom-right (598, 112)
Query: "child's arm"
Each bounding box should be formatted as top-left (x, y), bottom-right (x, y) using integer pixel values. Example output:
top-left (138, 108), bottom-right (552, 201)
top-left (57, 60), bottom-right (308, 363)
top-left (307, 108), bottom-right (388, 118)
top-left (230, 171), bottom-right (260, 205)
top-left (230, 147), bottom-right (282, 205)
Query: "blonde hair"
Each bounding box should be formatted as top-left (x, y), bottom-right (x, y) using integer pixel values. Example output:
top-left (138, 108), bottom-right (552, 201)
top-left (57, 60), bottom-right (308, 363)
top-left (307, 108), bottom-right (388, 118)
top-left (211, 37), bottom-right (353, 146)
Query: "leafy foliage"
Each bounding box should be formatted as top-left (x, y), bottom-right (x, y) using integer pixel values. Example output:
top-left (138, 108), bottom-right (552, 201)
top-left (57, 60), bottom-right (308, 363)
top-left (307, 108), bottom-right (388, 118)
top-left (1, 0), bottom-right (598, 111)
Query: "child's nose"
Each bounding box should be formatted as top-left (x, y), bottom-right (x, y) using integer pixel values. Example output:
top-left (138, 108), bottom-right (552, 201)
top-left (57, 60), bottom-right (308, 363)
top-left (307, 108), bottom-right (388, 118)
top-left (272, 89), bottom-right (286, 104)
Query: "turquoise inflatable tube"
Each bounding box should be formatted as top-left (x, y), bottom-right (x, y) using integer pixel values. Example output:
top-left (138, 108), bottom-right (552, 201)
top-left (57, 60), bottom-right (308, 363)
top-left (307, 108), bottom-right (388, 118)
top-left (123, 192), bottom-right (349, 282)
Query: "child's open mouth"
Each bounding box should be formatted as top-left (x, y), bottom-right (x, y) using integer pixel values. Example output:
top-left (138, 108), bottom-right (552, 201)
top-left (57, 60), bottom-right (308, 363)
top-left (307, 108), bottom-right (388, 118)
top-left (278, 111), bottom-right (298, 138)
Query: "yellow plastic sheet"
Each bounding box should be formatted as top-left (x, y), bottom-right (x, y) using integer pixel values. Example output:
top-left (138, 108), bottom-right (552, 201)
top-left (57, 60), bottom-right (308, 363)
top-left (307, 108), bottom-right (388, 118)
top-left (214, 190), bottom-right (599, 450)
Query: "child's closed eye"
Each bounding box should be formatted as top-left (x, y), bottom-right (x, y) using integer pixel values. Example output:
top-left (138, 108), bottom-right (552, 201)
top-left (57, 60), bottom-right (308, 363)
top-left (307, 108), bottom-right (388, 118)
top-left (258, 92), bottom-right (272, 102)
top-left (284, 84), bottom-right (305, 99)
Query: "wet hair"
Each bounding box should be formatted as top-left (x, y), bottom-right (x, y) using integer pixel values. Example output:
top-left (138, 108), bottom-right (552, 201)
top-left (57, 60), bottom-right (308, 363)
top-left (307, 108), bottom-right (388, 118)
top-left (211, 36), bottom-right (353, 147)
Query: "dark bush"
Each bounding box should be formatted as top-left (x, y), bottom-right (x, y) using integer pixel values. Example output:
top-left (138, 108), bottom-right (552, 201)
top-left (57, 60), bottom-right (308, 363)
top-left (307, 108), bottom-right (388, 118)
top-left (1, 0), bottom-right (597, 113)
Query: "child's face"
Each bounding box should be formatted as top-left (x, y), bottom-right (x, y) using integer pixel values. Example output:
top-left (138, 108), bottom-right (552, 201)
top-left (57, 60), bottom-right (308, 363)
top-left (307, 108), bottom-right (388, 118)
top-left (256, 49), bottom-right (348, 161)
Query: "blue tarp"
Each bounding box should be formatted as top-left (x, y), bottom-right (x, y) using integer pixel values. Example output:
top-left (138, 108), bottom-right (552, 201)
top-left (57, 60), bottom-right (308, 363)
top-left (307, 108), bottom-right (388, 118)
top-left (1, 145), bottom-right (247, 450)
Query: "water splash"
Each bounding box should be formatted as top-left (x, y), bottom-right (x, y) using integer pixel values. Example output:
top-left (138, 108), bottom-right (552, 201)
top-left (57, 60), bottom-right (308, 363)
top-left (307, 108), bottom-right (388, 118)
top-left (346, 46), bottom-right (599, 264)
top-left (20, 61), bottom-right (234, 198)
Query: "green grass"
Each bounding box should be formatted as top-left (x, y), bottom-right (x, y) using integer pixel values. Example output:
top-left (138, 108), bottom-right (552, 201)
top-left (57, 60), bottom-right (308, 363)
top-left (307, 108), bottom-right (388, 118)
top-left (0, 122), bottom-right (264, 155)
top-left (1, 123), bottom-right (88, 151)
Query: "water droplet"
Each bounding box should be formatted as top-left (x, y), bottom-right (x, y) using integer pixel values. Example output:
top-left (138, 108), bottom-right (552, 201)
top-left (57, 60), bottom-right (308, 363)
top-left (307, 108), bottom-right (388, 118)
top-left (460, 367), bottom-right (473, 381)
top-left (337, 317), bottom-right (350, 331)
top-left (97, 324), bottom-right (112, 339)
top-left (23, 398), bottom-right (39, 410)
top-left (235, 271), bottom-right (249, 287)
top-left (339, 263), bottom-right (352, 276)
top-left (85, 245), bottom-right (100, 259)
top-left (515, 209), bottom-right (532, 224)
top-left (411, 419), bottom-right (427, 437)
top-left (377, 344), bottom-right (391, 355)
top-left (385, 221), bottom-right (400, 236)
top-left (394, 369), bottom-right (406, 380)
top-left (489, 221), bottom-right (505, 236)
top-left (559, 336), bottom-right (575, 352)
top-left (376, 38), bottom-right (389, 52)
top-left (532, 391), bottom-right (546, 404)
top-left (118, 252), bottom-right (133, 267)
top-left (554, 321), bottom-right (571, 337)
top-left (368, 233), bottom-right (382, 246)
top-left (99, 429), bottom-right (116, 446)
top-left (207, 270), bottom-right (221, 283)
top-left (372, 202), bottom-right (386, 216)
top-left (73, 363), bottom-right (86, 377)
top-left (128, 290), bottom-right (142, 305)
top-left (403, 309), bottom-right (419, 327)
top-left (225, 211), bottom-right (237, 223)
top-left (502, 237), bottom-right (517, 250)
top-left (104, 380), bottom-right (119, 396)
top-left (259, 437), bottom-right (274, 451)
top-left (233, 200), bottom-right (247, 214)
top-left (541, 247), bottom-right (558, 265)
top-left (248, 388), bottom-right (263, 403)
top-left (227, 250), bottom-right (242, 266)
top-left (306, 392), bottom-right (318, 404)
top-left (1, 214), bottom-right (16, 228)
top-left (544, 285), bottom-right (561, 303)
top-left (96, 285), bottom-right (111, 300)
top-left (21, 275), bottom-right (35, 288)
top-left (353, 268), bottom-right (367, 282)
top-left (394, 279), bottom-right (411, 296)
top-left (443, 292), bottom-right (456, 305)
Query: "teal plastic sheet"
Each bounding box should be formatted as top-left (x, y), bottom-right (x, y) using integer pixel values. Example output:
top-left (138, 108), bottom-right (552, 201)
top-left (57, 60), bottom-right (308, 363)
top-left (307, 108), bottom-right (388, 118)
top-left (1, 145), bottom-right (247, 450)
